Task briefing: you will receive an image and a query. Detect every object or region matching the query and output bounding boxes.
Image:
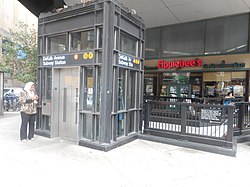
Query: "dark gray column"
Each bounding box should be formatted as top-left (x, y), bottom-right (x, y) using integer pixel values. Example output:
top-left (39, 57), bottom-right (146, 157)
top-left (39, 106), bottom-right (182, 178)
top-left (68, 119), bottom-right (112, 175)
top-left (99, 1), bottom-right (114, 144)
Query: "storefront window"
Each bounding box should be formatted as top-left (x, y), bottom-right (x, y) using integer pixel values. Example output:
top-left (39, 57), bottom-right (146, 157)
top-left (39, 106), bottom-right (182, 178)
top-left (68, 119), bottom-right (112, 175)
top-left (160, 73), bottom-right (190, 97)
top-left (70, 30), bottom-right (94, 51)
top-left (203, 71), bottom-right (246, 97)
top-left (47, 34), bottom-right (66, 54)
top-left (190, 74), bottom-right (202, 98)
top-left (144, 77), bottom-right (156, 96)
top-left (120, 32), bottom-right (137, 56)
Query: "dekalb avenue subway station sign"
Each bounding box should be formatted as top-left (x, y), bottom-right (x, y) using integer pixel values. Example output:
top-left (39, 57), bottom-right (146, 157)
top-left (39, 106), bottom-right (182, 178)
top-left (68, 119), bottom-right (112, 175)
top-left (42, 51), bottom-right (141, 70)
top-left (42, 51), bottom-right (94, 67)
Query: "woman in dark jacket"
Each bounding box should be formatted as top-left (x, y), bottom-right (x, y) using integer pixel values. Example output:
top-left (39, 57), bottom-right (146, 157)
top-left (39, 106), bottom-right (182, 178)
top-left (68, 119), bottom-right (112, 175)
top-left (19, 82), bottom-right (39, 142)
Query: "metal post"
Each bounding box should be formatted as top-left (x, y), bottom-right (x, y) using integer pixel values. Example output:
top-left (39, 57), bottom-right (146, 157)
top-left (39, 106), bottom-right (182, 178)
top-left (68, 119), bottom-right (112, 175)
top-left (99, 1), bottom-right (114, 144)
top-left (226, 106), bottom-right (234, 146)
top-left (238, 103), bottom-right (245, 135)
top-left (144, 100), bottom-right (149, 131)
top-left (181, 104), bottom-right (187, 135)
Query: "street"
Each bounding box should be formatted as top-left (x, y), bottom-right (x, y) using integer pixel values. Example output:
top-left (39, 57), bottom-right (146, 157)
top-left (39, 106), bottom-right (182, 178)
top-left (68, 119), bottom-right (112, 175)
top-left (0, 112), bottom-right (250, 187)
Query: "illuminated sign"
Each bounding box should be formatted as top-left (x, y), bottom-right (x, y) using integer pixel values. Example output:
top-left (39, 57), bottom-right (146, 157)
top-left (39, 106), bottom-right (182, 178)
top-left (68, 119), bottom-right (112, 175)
top-left (42, 51), bottom-right (94, 67)
top-left (117, 53), bottom-right (140, 70)
top-left (158, 58), bottom-right (202, 69)
top-left (203, 62), bottom-right (245, 69)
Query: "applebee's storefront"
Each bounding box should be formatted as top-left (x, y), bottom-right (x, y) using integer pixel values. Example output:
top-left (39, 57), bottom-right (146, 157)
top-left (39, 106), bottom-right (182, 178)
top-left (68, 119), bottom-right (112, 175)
top-left (144, 12), bottom-right (250, 103)
top-left (144, 54), bottom-right (249, 102)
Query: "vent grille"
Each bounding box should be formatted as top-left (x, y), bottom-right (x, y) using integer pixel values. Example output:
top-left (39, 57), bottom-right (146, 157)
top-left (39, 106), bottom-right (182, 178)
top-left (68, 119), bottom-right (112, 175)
top-left (43, 5), bottom-right (95, 23)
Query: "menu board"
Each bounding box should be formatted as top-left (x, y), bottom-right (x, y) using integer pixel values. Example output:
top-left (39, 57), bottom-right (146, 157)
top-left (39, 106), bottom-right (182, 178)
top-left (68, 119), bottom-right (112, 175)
top-left (201, 108), bottom-right (222, 123)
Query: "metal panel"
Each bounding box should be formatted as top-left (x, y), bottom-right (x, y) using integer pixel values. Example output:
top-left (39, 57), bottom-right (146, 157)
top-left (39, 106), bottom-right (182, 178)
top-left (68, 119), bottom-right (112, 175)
top-left (56, 68), bottom-right (79, 141)
top-left (43, 13), bottom-right (95, 35)
top-left (37, 0), bottom-right (145, 151)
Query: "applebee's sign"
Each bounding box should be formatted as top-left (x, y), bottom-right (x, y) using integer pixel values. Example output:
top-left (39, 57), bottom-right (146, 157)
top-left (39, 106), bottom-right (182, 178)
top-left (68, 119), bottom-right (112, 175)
top-left (158, 58), bottom-right (202, 69)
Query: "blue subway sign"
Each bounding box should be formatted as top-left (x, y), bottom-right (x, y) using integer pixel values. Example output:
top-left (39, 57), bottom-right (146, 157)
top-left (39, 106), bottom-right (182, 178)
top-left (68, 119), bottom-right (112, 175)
top-left (42, 51), bottom-right (94, 67)
top-left (117, 52), bottom-right (140, 70)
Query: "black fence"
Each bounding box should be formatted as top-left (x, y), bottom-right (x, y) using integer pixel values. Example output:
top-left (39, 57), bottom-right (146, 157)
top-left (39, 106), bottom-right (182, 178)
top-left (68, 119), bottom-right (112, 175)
top-left (234, 102), bottom-right (250, 137)
top-left (143, 100), bottom-right (236, 149)
top-left (144, 96), bottom-right (245, 105)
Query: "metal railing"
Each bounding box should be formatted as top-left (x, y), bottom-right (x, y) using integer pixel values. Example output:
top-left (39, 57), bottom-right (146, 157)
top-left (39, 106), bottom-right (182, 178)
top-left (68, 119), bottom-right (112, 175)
top-left (234, 102), bottom-right (250, 136)
top-left (143, 100), bottom-right (235, 149)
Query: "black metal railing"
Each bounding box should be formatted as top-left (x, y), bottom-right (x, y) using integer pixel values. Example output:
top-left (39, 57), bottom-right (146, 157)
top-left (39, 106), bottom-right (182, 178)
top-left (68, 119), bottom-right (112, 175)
top-left (143, 100), bottom-right (235, 149)
top-left (234, 102), bottom-right (250, 136)
top-left (144, 96), bottom-right (244, 105)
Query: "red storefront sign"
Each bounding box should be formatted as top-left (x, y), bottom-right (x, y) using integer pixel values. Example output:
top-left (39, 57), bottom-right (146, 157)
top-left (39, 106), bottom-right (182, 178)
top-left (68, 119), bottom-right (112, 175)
top-left (158, 58), bottom-right (202, 69)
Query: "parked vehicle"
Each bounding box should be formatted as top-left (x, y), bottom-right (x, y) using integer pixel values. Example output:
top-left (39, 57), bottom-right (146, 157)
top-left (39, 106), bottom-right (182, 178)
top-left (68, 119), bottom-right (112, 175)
top-left (3, 88), bottom-right (22, 111)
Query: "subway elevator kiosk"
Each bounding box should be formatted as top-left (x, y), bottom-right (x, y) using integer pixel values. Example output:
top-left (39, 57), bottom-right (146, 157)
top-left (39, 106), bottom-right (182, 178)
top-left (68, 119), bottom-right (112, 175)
top-left (36, 0), bottom-right (145, 151)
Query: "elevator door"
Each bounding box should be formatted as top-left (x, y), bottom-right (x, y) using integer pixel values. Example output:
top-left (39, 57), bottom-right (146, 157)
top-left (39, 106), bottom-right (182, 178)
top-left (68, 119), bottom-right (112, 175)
top-left (58, 68), bottom-right (79, 141)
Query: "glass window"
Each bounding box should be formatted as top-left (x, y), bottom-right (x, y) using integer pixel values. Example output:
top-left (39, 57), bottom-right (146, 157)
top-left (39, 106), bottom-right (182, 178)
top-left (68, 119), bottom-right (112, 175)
top-left (128, 111), bottom-right (135, 134)
top-left (39, 37), bottom-right (43, 54)
top-left (45, 69), bottom-right (52, 100)
top-left (47, 34), bottom-right (66, 54)
top-left (120, 32), bottom-right (137, 56)
top-left (96, 67), bottom-right (101, 112)
top-left (95, 115), bottom-right (100, 141)
top-left (144, 76), bottom-right (157, 96)
top-left (97, 28), bottom-right (103, 49)
top-left (129, 71), bottom-right (136, 109)
top-left (117, 113), bottom-right (125, 137)
top-left (83, 68), bottom-right (93, 111)
top-left (205, 14), bottom-right (248, 55)
top-left (97, 51), bottom-right (102, 64)
top-left (162, 21), bottom-right (205, 57)
top-left (145, 27), bottom-right (161, 59)
top-left (118, 68), bottom-right (126, 111)
top-left (82, 113), bottom-right (92, 139)
top-left (70, 30), bottom-right (94, 51)
top-left (117, 68), bottom-right (126, 138)
top-left (203, 71), bottom-right (246, 97)
top-left (42, 115), bottom-right (51, 131)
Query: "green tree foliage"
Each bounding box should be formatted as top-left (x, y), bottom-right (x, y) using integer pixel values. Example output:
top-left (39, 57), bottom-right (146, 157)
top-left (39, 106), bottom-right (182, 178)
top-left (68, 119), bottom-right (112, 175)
top-left (0, 22), bottom-right (37, 83)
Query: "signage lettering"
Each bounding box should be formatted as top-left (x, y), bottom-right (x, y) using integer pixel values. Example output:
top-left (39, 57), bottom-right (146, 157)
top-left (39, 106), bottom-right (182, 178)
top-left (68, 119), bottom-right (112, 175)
top-left (42, 51), bottom-right (94, 67)
top-left (158, 58), bottom-right (202, 69)
top-left (201, 109), bottom-right (221, 121)
top-left (118, 53), bottom-right (140, 70)
top-left (203, 62), bottom-right (245, 69)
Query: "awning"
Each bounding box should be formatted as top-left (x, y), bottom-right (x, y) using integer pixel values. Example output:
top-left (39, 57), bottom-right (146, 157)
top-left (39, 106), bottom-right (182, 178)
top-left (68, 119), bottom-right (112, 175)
top-left (18, 0), bottom-right (65, 17)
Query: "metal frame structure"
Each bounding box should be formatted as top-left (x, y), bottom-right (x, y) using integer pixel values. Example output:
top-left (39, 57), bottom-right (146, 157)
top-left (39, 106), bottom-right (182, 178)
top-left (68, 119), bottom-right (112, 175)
top-left (36, 0), bottom-right (145, 151)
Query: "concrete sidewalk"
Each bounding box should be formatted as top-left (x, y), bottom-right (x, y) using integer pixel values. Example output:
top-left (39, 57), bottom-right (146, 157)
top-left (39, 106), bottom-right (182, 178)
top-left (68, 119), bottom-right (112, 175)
top-left (0, 112), bottom-right (250, 187)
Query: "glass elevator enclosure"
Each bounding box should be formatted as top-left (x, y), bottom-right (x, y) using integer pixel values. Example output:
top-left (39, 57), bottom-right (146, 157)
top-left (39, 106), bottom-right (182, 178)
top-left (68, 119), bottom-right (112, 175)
top-left (36, 0), bottom-right (145, 151)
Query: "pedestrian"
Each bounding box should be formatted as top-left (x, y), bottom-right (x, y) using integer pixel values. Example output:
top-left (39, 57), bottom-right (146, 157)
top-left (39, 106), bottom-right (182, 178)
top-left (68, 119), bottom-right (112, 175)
top-left (224, 92), bottom-right (235, 105)
top-left (19, 82), bottom-right (39, 142)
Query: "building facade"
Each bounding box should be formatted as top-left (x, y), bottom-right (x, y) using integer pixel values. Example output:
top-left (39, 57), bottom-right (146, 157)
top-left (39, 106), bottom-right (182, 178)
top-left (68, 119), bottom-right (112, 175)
top-left (145, 13), bottom-right (250, 103)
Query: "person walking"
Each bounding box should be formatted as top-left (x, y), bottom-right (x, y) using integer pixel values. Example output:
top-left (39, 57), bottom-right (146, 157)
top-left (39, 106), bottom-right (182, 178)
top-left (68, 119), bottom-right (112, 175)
top-left (19, 82), bottom-right (39, 142)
